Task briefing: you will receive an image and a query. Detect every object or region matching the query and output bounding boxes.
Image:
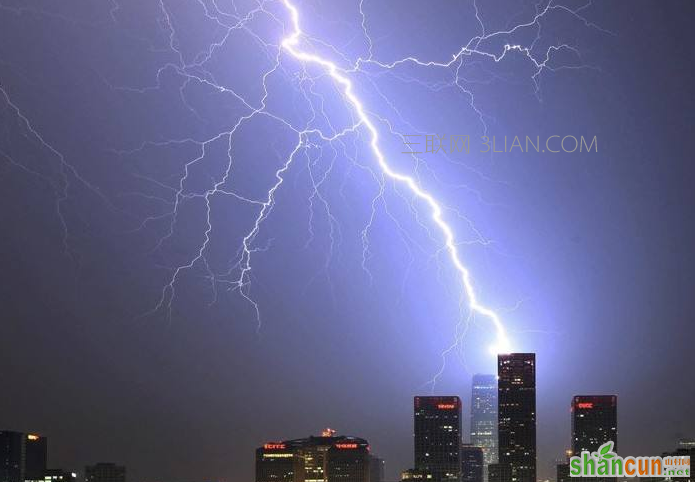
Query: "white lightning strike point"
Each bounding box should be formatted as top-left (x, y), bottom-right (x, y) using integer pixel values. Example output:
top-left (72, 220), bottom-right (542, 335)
top-left (280, 0), bottom-right (512, 357)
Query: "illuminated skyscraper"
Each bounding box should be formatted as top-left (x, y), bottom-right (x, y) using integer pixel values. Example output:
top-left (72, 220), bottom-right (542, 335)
top-left (470, 374), bottom-right (498, 478)
top-left (413, 396), bottom-right (462, 482)
top-left (255, 431), bottom-right (370, 482)
top-left (571, 396), bottom-right (618, 455)
top-left (497, 354), bottom-right (536, 482)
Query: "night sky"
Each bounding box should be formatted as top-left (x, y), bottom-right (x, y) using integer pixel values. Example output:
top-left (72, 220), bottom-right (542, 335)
top-left (1, 1), bottom-right (694, 482)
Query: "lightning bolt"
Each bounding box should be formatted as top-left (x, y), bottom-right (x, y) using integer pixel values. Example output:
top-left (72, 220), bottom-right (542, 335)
top-left (277, 0), bottom-right (511, 356)
top-left (1, 0), bottom-right (609, 387)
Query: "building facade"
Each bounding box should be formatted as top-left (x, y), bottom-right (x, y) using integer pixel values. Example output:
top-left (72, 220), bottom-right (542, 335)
top-left (325, 442), bottom-right (370, 482)
top-left (255, 432), bottom-right (370, 482)
top-left (571, 396), bottom-right (618, 455)
top-left (487, 464), bottom-right (510, 482)
top-left (460, 445), bottom-right (483, 482)
top-left (24, 435), bottom-right (47, 482)
top-left (414, 396), bottom-right (462, 482)
top-left (256, 443), bottom-right (296, 482)
top-left (470, 374), bottom-right (498, 480)
top-left (497, 354), bottom-right (536, 482)
top-left (0, 431), bottom-right (25, 482)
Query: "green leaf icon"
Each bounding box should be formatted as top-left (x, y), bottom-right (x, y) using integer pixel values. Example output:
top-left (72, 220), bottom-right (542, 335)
top-left (604, 454), bottom-right (615, 459)
top-left (600, 442), bottom-right (614, 457)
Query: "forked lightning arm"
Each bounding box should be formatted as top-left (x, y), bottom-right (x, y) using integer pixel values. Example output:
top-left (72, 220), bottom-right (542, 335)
top-left (0, 0), bottom-right (608, 384)
top-left (279, 0), bottom-right (511, 356)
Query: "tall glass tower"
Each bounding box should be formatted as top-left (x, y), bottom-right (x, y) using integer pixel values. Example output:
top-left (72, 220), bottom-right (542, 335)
top-left (471, 374), bottom-right (498, 480)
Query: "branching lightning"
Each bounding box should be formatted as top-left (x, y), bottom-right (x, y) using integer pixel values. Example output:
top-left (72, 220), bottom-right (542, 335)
top-left (0, 0), bottom-right (609, 387)
top-left (279, 0), bottom-right (511, 356)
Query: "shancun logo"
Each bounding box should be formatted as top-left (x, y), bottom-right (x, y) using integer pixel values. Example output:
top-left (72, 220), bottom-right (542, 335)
top-left (569, 441), bottom-right (690, 478)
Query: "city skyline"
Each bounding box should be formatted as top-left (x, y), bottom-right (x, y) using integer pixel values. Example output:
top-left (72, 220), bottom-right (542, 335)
top-left (6, 354), bottom-right (692, 482)
top-left (1, 0), bottom-right (694, 481)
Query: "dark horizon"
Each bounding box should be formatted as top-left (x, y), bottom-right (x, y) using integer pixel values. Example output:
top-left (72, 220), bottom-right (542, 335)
top-left (1, 1), bottom-right (694, 482)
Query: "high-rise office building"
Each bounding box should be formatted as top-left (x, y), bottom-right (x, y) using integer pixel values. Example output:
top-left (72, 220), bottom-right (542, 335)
top-left (325, 441), bottom-right (370, 482)
top-left (84, 464), bottom-right (125, 482)
top-left (571, 396), bottom-right (618, 455)
top-left (460, 445), bottom-right (483, 482)
top-left (414, 396), bottom-right (462, 482)
top-left (255, 431), bottom-right (370, 482)
top-left (256, 442), bottom-right (296, 482)
top-left (497, 353), bottom-right (536, 482)
top-left (470, 374), bottom-right (498, 478)
top-left (556, 395), bottom-right (617, 482)
top-left (0, 431), bottom-right (25, 482)
top-left (24, 435), bottom-right (47, 481)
